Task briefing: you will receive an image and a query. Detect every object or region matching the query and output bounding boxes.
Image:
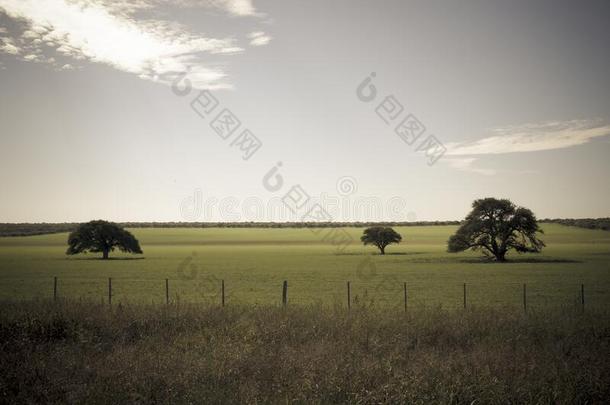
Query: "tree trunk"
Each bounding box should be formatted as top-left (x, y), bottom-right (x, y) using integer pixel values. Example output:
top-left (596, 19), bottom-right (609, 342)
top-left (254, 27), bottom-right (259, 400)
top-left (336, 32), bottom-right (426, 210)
top-left (379, 246), bottom-right (385, 255)
top-left (495, 251), bottom-right (506, 262)
top-left (102, 249), bottom-right (109, 260)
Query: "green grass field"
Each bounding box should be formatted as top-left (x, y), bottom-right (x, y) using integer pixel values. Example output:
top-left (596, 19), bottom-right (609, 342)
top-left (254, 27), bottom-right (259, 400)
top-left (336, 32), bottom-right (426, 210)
top-left (1, 224), bottom-right (609, 309)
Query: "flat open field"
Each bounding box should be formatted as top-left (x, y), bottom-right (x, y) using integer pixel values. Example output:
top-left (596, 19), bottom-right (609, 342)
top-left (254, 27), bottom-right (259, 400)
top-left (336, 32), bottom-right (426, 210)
top-left (1, 224), bottom-right (609, 309)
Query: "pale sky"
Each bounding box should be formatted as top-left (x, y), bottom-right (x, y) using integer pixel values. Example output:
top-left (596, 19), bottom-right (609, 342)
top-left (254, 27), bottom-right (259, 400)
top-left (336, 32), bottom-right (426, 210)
top-left (1, 0), bottom-right (609, 222)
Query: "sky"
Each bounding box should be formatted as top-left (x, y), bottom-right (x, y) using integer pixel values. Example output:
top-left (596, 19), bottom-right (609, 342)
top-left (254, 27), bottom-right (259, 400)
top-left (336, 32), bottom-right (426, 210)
top-left (0, 0), bottom-right (609, 223)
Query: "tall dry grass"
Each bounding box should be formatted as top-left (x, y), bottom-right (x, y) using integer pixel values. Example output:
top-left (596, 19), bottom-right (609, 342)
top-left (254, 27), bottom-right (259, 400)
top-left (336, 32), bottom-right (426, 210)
top-left (0, 300), bottom-right (608, 403)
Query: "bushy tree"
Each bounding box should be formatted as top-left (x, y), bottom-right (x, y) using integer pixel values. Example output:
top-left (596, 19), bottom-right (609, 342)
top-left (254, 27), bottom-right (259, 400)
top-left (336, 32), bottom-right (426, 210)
top-left (361, 226), bottom-right (402, 255)
top-left (66, 220), bottom-right (143, 260)
top-left (448, 198), bottom-right (544, 262)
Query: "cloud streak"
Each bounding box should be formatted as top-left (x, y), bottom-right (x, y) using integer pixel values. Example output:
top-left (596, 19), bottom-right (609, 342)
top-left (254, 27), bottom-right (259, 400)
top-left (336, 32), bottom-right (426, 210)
top-left (218, 0), bottom-right (258, 16)
top-left (443, 157), bottom-right (496, 176)
top-left (248, 31), bottom-right (271, 46)
top-left (443, 119), bottom-right (610, 176)
top-left (447, 119), bottom-right (610, 156)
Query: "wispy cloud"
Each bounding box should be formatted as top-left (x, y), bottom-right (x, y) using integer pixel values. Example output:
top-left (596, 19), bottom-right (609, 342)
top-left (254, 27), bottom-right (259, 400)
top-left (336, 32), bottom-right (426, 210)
top-left (248, 31), bottom-right (271, 46)
top-left (443, 157), bottom-right (496, 176)
top-left (65, 0), bottom-right (260, 17)
top-left (131, 0), bottom-right (260, 17)
top-left (447, 119), bottom-right (610, 156)
top-left (0, 0), bottom-right (266, 89)
top-left (218, 0), bottom-right (258, 16)
top-left (442, 119), bottom-right (609, 176)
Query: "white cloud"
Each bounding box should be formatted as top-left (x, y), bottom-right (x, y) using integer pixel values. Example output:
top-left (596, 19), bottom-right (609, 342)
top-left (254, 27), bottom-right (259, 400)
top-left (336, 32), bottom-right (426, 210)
top-left (218, 0), bottom-right (257, 16)
top-left (0, 38), bottom-right (21, 55)
top-left (442, 119), bottom-right (608, 176)
top-left (20, 30), bottom-right (39, 39)
top-left (443, 157), bottom-right (496, 176)
top-left (447, 119), bottom-right (610, 156)
top-left (96, 0), bottom-right (259, 17)
top-left (0, 0), bottom-right (261, 89)
top-left (248, 31), bottom-right (271, 46)
top-left (1, 32), bottom-right (61, 64)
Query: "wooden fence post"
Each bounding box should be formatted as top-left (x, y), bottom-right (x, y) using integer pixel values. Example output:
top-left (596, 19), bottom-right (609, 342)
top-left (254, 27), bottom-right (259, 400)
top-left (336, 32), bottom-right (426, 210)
top-left (221, 280), bottom-right (225, 307)
top-left (108, 277), bottom-right (112, 305)
top-left (165, 279), bottom-right (169, 305)
top-left (53, 277), bottom-right (57, 302)
top-left (403, 282), bottom-right (407, 312)
top-left (282, 280), bottom-right (288, 306)
top-left (347, 281), bottom-right (351, 310)
top-left (523, 283), bottom-right (527, 312)
top-left (581, 284), bottom-right (585, 313)
top-left (463, 283), bottom-right (466, 309)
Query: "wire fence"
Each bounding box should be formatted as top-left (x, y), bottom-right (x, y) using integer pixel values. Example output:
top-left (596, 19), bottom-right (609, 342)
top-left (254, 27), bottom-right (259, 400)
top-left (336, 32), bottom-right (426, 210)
top-left (0, 276), bottom-right (603, 312)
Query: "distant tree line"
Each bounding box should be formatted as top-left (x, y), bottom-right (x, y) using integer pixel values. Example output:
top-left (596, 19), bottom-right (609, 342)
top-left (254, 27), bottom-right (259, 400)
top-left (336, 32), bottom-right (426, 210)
top-left (0, 221), bottom-right (461, 237)
top-left (1, 217), bottom-right (608, 237)
top-left (0, 223), bottom-right (79, 237)
top-left (541, 218), bottom-right (610, 231)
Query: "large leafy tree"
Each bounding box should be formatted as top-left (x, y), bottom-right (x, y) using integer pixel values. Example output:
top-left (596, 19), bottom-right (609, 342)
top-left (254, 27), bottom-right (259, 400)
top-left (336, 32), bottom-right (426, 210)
top-left (66, 220), bottom-right (143, 260)
top-left (361, 226), bottom-right (402, 255)
top-left (448, 198), bottom-right (544, 262)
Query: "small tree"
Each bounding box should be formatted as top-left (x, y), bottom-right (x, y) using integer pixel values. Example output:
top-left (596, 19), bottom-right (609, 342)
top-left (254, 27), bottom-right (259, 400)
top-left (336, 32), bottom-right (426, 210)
top-left (361, 226), bottom-right (402, 255)
top-left (448, 198), bottom-right (544, 262)
top-left (66, 220), bottom-right (143, 260)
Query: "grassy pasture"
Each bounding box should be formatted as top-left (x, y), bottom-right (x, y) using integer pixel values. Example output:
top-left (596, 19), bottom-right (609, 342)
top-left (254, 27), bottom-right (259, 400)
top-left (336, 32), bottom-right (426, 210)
top-left (0, 224), bottom-right (609, 309)
top-left (1, 302), bottom-right (608, 403)
top-left (1, 224), bottom-right (609, 403)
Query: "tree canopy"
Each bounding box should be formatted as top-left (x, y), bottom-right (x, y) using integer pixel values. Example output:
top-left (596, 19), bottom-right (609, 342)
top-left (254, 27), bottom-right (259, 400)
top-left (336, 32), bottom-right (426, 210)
top-left (447, 198), bottom-right (544, 262)
top-left (361, 226), bottom-right (402, 254)
top-left (66, 220), bottom-right (143, 260)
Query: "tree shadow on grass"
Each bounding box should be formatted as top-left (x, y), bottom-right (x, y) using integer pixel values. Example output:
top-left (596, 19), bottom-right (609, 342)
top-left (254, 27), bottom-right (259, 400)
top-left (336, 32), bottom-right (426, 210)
top-left (64, 257), bottom-right (146, 261)
top-left (335, 252), bottom-right (426, 256)
top-left (386, 252), bottom-right (426, 256)
top-left (453, 257), bottom-right (582, 264)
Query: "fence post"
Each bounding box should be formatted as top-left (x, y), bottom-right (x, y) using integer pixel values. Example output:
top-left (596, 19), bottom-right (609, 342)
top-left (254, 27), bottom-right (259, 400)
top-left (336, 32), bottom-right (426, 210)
top-left (108, 277), bottom-right (112, 305)
top-left (347, 281), bottom-right (351, 310)
top-left (403, 282), bottom-right (407, 312)
top-left (463, 283), bottom-right (466, 309)
top-left (221, 280), bottom-right (225, 307)
top-left (53, 277), bottom-right (57, 302)
top-left (523, 283), bottom-right (527, 312)
top-left (282, 280), bottom-right (288, 306)
top-left (581, 284), bottom-right (585, 313)
top-left (165, 279), bottom-right (169, 305)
